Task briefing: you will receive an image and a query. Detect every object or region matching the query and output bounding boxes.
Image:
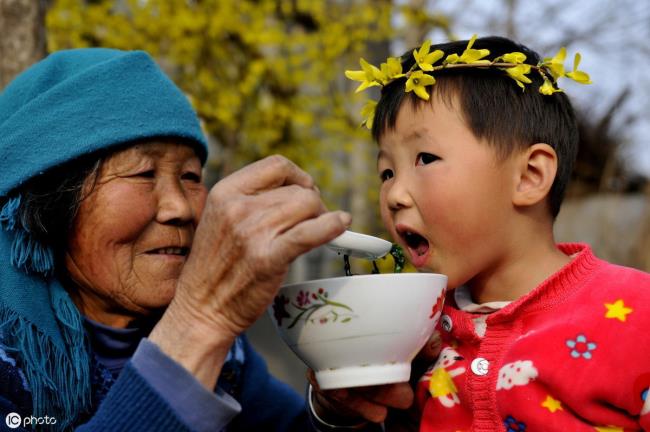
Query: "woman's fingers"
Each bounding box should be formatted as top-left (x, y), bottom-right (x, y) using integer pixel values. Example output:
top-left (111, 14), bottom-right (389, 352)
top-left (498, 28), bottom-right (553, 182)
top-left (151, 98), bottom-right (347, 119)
top-left (219, 155), bottom-right (316, 195)
top-left (197, 185), bottom-right (348, 278)
top-left (272, 210), bottom-right (351, 264)
top-left (236, 183), bottom-right (329, 236)
top-left (198, 157), bottom-right (348, 276)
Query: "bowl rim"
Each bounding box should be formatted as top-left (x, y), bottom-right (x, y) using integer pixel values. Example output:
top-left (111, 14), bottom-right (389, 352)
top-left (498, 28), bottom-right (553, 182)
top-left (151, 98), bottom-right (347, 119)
top-left (281, 272), bottom-right (447, 290)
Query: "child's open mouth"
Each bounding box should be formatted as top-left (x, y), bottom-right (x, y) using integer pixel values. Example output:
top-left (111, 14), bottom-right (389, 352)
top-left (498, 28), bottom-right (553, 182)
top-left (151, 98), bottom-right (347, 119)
top-left (398, 228), bottom-right (430, 267)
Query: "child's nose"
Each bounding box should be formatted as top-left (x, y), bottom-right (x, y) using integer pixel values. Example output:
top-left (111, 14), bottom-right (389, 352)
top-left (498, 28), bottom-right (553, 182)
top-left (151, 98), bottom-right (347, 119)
top-left (385, 176), bottom-right (414, 211)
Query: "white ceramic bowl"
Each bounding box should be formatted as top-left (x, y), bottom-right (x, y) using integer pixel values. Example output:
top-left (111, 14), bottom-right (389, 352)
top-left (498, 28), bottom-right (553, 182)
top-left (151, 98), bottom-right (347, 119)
top-left (269, 273), bottom-right (447, 389)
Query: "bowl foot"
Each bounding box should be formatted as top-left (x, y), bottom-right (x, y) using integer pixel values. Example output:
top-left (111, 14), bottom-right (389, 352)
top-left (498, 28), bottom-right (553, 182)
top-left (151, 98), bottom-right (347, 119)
top-left (315, 363), bottom-right (411, 390)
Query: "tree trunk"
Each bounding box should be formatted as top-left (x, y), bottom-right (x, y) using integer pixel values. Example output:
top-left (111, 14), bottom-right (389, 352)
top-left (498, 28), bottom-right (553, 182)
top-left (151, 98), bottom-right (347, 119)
top-left (0, 0), bottom-right (48, 90)
top-left (404, 0), bottom-right (428, 48)
top-left (349, 39), bottom-right (390, 237)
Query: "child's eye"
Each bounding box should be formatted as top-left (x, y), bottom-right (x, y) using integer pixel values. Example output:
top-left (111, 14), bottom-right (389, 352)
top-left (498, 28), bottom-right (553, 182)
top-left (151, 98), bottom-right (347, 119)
top-left (416, 153), bottom-right (440, 165)
top-left (379, 169), bottom-right (394, 182)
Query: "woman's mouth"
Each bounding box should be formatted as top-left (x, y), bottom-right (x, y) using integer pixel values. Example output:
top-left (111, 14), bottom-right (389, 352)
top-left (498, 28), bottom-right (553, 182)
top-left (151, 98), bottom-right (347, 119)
top-left (146, 247), bottom-right (190, 256)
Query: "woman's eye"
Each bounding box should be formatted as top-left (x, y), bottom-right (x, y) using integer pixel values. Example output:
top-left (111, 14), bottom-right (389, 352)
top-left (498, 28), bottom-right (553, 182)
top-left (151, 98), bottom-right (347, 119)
top-left (416, 153), bottom-right (440, 165)
top-left (379, 169), bottom-right (394, 182)
top-left (181, 172), bottom-right (202, 183)
top-left (135, 170), bottom-right (155, 178)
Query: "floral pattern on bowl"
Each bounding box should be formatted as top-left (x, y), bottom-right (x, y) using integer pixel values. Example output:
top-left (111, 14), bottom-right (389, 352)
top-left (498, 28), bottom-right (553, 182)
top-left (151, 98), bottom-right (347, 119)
top-left (272, 288), bottom-right (357, 329)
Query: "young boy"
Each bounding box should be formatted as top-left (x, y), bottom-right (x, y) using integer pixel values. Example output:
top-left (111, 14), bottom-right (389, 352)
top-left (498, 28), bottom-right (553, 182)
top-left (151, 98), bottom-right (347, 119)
top-left (344, 36), bottom-right (650, 431)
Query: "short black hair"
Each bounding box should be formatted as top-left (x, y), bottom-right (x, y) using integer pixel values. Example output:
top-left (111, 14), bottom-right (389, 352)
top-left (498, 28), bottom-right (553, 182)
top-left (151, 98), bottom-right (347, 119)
top-left (373, 36), bottom-right (578, 218)
top-left (12, 156), bottom-right (102, 270)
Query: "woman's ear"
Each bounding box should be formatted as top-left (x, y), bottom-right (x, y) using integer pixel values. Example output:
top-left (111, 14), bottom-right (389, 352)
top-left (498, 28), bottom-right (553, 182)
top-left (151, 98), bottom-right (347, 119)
top-left (512, 143), bottom-right (558, 208)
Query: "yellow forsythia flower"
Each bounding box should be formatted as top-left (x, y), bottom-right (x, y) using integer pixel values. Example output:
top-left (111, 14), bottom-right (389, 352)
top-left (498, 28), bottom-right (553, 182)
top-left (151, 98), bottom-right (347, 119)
top-left (444, 53), bottom-right (460, 64)
top-left (413, 40), bottom-right (444, 71)
top-left (566, 53), bottom-right (592, 84)
top-left (505, 64), bottom-right (532, 89)
top-left (543, 47), bottom-right (566, 80)
top-left (360, 99), bottom-right (377, 129)
top-left (379, 57), bottom-right (405, 84)
top-left (345, 58), bottom-right (385, 93)
top-left (501, 52), bottom-right (526, 64)
top-left (539, 79), bottom-right (563, 95)
top-left (405, 70), bottom-right (435, 100)
top-left (447, 34), bottom-right (490, 64)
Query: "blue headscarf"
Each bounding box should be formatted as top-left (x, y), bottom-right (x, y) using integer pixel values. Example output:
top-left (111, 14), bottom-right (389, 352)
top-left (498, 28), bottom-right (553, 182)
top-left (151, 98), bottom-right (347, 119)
top-left (0, 48), bottom-right (208, 430)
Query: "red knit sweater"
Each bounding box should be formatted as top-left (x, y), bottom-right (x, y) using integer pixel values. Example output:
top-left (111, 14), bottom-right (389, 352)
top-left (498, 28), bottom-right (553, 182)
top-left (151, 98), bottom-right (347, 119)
top-left (416, 244), bottom-right (650, 432)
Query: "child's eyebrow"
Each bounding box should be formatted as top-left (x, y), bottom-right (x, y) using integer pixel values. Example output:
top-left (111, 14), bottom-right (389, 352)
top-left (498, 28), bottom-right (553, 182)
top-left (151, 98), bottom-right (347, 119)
top-left (405, 129), bottom-right (425, 142)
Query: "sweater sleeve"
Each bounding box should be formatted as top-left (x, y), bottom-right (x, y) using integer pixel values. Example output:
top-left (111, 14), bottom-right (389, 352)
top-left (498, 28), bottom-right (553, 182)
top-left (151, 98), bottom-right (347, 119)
top-left (75, 362), bottom-right (195, 432)
top-left (77, 339), bottom-right (241, 432)
top-left (227, 335), bottom-right (315, 432)
top-left (130, 339), bottom-right (242, 430)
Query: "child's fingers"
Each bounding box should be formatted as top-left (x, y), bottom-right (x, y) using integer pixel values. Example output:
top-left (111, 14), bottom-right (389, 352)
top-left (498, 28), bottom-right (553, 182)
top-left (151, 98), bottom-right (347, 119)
top-left (355, 382), bottom-right (414, 410)
top-left (308, 369), bottom-right (414, 424)
top-left (314, 387), bottom-right (389, 423)
top-left (414, 330), bottom-right (442, 362)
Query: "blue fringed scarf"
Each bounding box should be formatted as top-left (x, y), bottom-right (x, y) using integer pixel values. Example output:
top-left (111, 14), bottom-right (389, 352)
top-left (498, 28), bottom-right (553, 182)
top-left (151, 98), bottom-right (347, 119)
top-left (0, 48), bottom-right (208, 430)
top-left (0, 195), bottom-right (55, 275)
top-left (0, 199), bottom-right (89, 430)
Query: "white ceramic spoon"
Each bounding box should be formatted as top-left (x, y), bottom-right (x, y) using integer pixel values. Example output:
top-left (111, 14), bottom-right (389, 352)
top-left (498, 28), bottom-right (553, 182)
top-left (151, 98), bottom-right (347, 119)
top-left (326, 230), bottom-right (392, 260)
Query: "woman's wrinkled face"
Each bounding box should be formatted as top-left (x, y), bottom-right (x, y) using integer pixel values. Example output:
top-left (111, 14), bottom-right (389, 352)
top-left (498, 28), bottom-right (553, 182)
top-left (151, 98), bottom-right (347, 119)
top-left (65, 141), bottom-right (207, 327)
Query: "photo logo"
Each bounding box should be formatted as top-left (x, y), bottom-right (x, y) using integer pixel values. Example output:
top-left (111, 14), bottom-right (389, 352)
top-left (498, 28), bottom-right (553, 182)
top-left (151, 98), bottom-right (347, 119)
top-left (5, 413), bottom-right (57, 428)
top-left (5, 413), bottom-right (21, 429)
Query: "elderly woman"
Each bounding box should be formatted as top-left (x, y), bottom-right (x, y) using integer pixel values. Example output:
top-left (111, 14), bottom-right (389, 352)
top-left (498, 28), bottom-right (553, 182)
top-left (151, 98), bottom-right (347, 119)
top-left (0, 48), bottom-right (412, 432)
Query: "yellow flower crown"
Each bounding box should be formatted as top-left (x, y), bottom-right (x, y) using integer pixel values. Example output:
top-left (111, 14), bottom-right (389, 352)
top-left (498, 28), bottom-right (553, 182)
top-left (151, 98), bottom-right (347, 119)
top-left (345, 35), bottom-right (592, 129)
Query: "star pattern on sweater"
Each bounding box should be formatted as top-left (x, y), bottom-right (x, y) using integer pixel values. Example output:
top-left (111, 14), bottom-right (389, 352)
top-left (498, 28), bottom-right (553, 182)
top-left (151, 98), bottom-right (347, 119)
top-left (604, 299), bottom-right (633, 322)
top-left (541, 395), bottom-right (563, 413)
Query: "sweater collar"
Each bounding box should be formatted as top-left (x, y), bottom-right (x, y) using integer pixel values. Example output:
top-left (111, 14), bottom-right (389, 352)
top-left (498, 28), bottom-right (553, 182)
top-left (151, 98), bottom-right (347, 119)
top-left (83, 316), bottom-right (157, 377)
top-left (444, 243), bottom-right (601, 325)
top-left (454, 286), bottom-right (511, 313)
top-left (83, 317), bottom-right (152, 359)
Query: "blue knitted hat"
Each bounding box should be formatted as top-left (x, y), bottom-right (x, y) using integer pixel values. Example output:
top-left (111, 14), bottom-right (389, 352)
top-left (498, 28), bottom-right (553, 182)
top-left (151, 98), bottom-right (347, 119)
top-left (0, 48), bottom-right (208, 429)
top-left (0, 48), bottom-right (207, 196)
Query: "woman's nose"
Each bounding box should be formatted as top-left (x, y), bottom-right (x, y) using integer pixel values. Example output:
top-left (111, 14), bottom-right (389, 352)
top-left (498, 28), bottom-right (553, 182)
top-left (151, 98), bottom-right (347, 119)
top-left (385, 176), bottom-right (414, 211)
top-left (156, 179), bottom-right (194, 225)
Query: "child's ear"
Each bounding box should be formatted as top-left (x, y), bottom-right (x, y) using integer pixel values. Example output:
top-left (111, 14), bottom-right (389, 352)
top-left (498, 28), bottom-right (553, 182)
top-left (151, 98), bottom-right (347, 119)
top-left (512, 143), bottom-right (558, 208)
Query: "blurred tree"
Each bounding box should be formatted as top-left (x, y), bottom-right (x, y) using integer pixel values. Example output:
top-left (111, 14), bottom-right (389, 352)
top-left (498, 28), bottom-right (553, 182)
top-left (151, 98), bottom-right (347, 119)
top-left (47, 0), bottom-right (394, 212)
top-left (571, 88), bottom-right (641, 195)
top-left (0, 0), bottom-right (49, 89)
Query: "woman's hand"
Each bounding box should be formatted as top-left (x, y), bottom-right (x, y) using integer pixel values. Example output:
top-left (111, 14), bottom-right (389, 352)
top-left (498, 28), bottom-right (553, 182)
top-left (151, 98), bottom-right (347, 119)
top-left (150, 155), bottom-right (350, 388)
top-left (308, 370), bottom-right (414, 425)
top-left (307, 329), bottom-right (443, 428)
top-left (178, 155), bottom-right (350, 335)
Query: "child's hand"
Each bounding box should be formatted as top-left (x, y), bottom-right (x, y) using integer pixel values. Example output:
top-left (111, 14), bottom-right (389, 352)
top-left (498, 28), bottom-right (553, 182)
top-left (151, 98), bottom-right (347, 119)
top-left (415, 330), bottom-right (443, 362)
top-left (308, 369), bottom-right (414, 424)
